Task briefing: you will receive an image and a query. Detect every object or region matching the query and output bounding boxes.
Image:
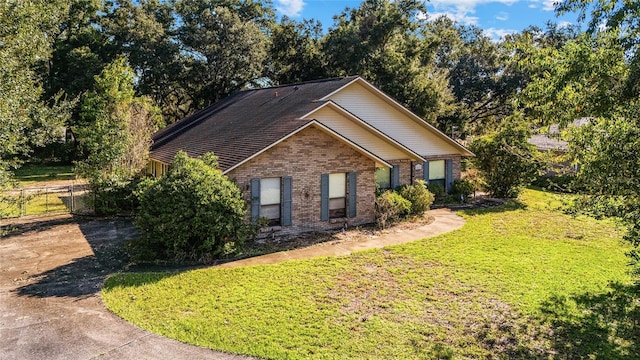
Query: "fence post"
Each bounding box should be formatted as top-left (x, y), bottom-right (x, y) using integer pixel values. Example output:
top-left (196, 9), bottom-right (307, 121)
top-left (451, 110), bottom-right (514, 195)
top-left (69, 185), bottom-right (74, 214)
top-left (45, 187), bottom-right (49, 214)
top-left (20, 188), bottom-right (25, 216)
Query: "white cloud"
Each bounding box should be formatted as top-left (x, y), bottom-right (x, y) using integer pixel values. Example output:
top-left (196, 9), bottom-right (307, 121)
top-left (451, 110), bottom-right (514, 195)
top-left (426, 11), bottom-right (479, 25)
top-left (276, 0), bottom-right (304, 17)
top-left (542, 0), bottom-right (558, 11)
top-left (558, 20), bottom-right (573, 28)
top-left (426, 0), bottom-right (516, 27)
top-left (495, 11), bottom-right (509, 21)
top-left (484, 27), bottom-right (518, 41)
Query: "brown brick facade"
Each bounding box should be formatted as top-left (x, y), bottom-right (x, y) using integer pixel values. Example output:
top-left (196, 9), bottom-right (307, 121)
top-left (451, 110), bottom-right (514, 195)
top-left (227, 125), bottom-right (377, 236)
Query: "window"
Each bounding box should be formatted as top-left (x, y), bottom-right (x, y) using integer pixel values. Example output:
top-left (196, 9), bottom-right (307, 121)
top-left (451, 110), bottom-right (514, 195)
top-left (429, 160), bottom-right (446, 188)
top-left (321, 172), bottom-right (356, 221)
top-left (260, 178), bottom-right (281, 226)
top-left (329, 173), bottom-right (346, 218)
top-left (250, 177), bottom-right (292, 227)
top-left (375, 167), bottom-right (391, 190)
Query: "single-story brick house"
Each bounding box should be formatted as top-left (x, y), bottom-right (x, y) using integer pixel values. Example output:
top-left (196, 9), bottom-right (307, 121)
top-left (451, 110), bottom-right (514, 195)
top-left (148, 76), bottom-right (473, 235)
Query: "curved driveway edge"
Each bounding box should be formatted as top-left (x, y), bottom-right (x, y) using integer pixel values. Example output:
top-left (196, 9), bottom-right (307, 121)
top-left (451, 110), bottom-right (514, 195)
top-left (0, 215), bottom-right (252, 360)
top-left (219, 208), bottom-right (465, 268)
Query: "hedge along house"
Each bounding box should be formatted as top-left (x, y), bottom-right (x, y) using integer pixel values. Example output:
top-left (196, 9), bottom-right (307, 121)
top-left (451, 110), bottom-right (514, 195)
top-left (149, 76), bottom-right (473, 236)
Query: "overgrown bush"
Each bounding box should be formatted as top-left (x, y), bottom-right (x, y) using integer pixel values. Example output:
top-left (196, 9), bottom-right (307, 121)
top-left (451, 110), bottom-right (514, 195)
top-left (375, 191), bottom-right (411, 228)
top-left (427, 183), bottom-right (446, 201)
top-left (469, 121), bottom-right (541, 198)
top-left (451, 179), bottom-right (475, 202)
top-left (91, 177), bottom-right (142, 215)
top-left (131, 151), bottom-right (252, 264)
top-left (398, 180), bottom-right (435, 215)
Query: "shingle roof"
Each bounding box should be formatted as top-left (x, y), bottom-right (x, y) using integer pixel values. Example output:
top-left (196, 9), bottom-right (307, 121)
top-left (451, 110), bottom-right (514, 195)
top-left (150, 76), bottom-right (359, 171)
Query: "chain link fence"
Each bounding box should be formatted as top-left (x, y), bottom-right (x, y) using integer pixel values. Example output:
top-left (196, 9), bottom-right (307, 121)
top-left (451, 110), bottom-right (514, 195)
top-left (1, 184), bottom-right (93, 219)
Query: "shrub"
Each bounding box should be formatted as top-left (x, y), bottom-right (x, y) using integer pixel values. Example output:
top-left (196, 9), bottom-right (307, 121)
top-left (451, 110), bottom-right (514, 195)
top-left (131, 151), bottom-right (251, 264)
top-left (398, 180), bottom-right (434, 215)
top-left (469, 120), bottom-right (541, 198)
top-left (451, 179), bottom-right (475, 202)
top-left (427, 183), bottom-right (446, 201)
top-left (375, 191), bottom-right (411, 228)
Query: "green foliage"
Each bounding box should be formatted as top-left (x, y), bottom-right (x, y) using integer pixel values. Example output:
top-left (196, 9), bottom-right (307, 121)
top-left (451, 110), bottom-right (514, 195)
top-left (470, 120), bottom-right (541, 198)
top-left (323, 0), bottom-right (455, 123)
top-left (451, 179), bottom-right (475, 202)
top-left (397, 180), bottom-right (435, 215)
top-left (375, 190), bottom-right (411, 228)
top-left (0, 0), bottom-right (73, 187)
top-left (75, 57), bottom-right (162, 214)
top-left (568, 109), bottom-right (640, 276)
top-left (132, 151), bottom-right (250, 264)
top-left (427, 183), bottom-right (446, 201)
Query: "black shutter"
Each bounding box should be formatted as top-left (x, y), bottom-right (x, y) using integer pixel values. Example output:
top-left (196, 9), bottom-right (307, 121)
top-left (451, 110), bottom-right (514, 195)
top-left (391, 165), bottom-right (400, 189)
top-left (423, 161), bottom-right (429, 184)
top-left (250, 178), bottom-right (260, 222)
top-left (281, 177), bottom-right (293, 226)
top-left (320, 174), bottom-right (329, 221)
top-left (445, 159), bottom-right (454, 193)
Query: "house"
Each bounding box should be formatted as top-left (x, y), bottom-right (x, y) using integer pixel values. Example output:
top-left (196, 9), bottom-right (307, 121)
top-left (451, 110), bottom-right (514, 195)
top-left (148, 76), bottom-right (473, 235)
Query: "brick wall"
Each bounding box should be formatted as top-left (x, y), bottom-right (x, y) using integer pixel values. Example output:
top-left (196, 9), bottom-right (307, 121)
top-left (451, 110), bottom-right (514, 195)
top-left (227, 125), bottom-right (377, 236)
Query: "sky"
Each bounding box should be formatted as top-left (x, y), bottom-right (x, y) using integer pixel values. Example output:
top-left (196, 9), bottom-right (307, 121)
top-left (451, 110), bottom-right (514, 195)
top-left (272, 0), bottom-right (582, 40)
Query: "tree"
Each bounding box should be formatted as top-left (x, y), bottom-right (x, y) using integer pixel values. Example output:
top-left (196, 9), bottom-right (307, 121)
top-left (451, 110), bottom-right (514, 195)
top-left (0, 0), bottom-right (72, 185)
top-left (323, 0), bottom-right (455, 124)
top-left (469, 120), bottom-right (541, 198)
top-left (173, 0), bottom-right (273, 113)
top-left (557, 0), bottom-right (640, 98)
top-left (268, 16), bottom-right (327, 84)
top-left (133, 151), bottom-right (250, 263)
top-left (75, 57), bottom-right (162, 213)
top-left (100, 0), bottom-right (189, 124)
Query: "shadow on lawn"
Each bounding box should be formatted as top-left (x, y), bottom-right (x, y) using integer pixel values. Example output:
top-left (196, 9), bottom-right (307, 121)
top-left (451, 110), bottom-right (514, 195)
top-left (451, 197), bottom-right (527, 216)
top-left (539, 282), bottom-right (640, 359)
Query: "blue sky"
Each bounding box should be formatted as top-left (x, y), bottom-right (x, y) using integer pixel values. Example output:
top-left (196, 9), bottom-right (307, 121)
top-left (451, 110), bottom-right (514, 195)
top-left (273, 0), bottom-right (581, 40)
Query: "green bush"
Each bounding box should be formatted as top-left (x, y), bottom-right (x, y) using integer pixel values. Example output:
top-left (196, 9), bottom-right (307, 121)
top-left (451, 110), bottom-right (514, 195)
top-left (427, 183), bottom-right (446, 201)
top-left (469, 120), bottom-right (541, 198)
top-left (375, 191), bottom-right (411, 228)
top-left (451, 179), bottom-right (475, 202)
top-left (398, 180), bottom-right (434, 215)
top-left (131, 151), bottom-right (251, 264)
top-left (91, 177), bottom-right (142, 215)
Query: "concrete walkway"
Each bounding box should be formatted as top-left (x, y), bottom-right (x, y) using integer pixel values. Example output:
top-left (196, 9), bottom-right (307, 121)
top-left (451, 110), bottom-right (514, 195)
top-left (219, 208), bottom-right (465, 268)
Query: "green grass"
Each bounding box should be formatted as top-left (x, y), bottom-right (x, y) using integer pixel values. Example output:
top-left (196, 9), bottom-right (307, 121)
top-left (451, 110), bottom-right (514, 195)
top-left (103, 189), bottom-right (638, 359)
top-left (12, 163), bottom-right (75, 186)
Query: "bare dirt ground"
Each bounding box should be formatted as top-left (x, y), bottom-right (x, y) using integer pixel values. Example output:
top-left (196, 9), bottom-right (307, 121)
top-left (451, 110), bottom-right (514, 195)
top-left (0, 214), bottom-right (252, 360)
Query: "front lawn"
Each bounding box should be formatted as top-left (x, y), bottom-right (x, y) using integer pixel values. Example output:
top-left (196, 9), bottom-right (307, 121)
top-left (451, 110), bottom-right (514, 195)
top-left (102, 189), bottom-right (638, 359)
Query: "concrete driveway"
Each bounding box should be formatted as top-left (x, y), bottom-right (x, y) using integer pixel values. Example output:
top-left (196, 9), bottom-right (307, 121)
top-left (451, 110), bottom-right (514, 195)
top-left (0, 215), bottom-right (251, 360)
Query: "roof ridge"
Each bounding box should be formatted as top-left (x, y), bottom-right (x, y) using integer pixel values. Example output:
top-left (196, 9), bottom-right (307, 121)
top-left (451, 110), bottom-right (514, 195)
top-left (243, 76), bottom-right (360, 92)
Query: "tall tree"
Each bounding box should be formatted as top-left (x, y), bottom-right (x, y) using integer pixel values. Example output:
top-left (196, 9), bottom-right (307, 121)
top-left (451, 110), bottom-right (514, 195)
top-left (100, 0), bottom-right (189, 123)
top-left (173, 0), bottom-right (273, 113)
top-left (268, 16), bottom-right (327, 84)
top-left (558, 0), bottom-right (640, 98)
top-left (76, 57), bottom-right (162, 191)
top-left (0, 0), bottom-right (72, 185)
top-left (323, 0), bottom-right (455, 124)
